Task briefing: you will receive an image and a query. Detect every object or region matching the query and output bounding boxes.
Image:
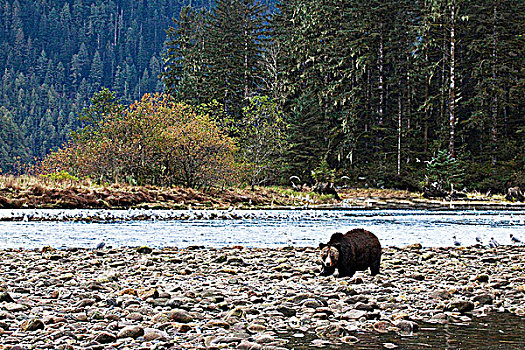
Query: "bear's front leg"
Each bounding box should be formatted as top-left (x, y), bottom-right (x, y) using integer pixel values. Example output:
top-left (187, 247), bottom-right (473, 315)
top-left (320, 265), bottom-right (336, 276)
top-left (337, 266), bottom-right (355, 278)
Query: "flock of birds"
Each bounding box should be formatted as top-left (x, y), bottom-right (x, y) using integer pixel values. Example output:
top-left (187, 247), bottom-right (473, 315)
top-left (453, 233), bottom-right (523, 247)
top-left (1, 208), bottom-right (336, 223)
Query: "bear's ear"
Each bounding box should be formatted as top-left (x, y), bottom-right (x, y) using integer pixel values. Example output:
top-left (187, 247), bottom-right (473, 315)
top-left (330, 232), bottom-right (344, 242)
top-left (319, 243), bottom-right (327, 249)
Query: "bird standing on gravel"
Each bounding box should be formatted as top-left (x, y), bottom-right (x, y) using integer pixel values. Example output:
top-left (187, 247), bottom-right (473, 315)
top-left (489, 237), bottom-right (500, 248)
top-left (510, 234), bottom-right (522, 244)
top-left (453, 236), bottom-right (461, 246)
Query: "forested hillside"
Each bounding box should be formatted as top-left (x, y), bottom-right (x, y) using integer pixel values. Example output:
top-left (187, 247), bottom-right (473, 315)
top-left (0, 0), bottom-right (216, 170)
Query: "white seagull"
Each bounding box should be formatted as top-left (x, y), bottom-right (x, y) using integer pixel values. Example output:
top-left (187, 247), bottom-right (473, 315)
top-left (489, 237), bottom-right (500, 248)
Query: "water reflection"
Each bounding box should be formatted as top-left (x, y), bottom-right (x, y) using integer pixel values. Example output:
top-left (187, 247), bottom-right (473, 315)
top-left (281, 313), bottom-right (525, 349)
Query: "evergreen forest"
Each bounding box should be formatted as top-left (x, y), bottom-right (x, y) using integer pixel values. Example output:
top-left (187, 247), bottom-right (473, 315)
top-left (1, 0), bottom-right (524, 194)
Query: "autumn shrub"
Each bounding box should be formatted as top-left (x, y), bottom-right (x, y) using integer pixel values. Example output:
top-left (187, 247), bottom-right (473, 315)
top-left (39, 93), bottom-right (237, 189)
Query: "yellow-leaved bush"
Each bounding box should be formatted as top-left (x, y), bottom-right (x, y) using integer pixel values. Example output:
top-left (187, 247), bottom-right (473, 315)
top-left (39, 94), bottom-right (237, 188)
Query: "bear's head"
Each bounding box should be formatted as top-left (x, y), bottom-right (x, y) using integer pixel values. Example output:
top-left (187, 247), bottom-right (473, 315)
top-left (319, 243), bottom-right (340, 276)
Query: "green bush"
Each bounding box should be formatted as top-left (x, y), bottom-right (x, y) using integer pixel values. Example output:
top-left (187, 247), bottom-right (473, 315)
top-left (425, 150), bottom-right (465, 192)
top-left (40, 170), bottom-right (79, 182)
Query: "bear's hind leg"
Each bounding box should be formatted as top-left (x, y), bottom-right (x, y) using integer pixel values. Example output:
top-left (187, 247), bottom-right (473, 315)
top-left (370, 259), bottom-right (380, 276)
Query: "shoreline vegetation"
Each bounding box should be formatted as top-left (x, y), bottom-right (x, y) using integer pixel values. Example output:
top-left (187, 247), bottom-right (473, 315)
top-left (0, 175), bottom-right (524, 212)
top-left (0, 245), bottom-right (524, 349)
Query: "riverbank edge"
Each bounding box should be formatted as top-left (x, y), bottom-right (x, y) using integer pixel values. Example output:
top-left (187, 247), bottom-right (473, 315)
top-left (1, 178), bottom-right (524, 211)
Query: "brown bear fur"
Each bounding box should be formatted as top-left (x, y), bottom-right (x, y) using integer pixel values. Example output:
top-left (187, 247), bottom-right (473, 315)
top-left (319, 229), bottom-right (382, 278)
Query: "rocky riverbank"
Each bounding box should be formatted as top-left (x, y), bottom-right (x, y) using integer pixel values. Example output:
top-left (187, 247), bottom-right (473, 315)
top-left (1, 245), bottom-right (524, 349)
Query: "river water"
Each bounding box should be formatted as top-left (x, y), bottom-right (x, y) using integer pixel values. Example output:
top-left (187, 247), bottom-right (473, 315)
top-left (0, 209), bottom-right (524, 249)
top-left (282, 312), bottom-right (525, 349)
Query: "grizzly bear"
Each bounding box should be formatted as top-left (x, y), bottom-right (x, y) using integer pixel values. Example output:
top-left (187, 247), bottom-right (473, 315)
top-left (319, 229), bottom-right (382, 278)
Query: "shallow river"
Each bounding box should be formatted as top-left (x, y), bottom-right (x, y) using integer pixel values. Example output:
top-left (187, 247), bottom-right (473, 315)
top-left (1, 209), bottom-right (524, 249)
top-left (283, 312), bottom-right (525, 349)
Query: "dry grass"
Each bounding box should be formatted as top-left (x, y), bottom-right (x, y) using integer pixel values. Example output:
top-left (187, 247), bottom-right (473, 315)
top-left (0, 175), bottom-right (515, 210)
top-left (0, 175), bottom-right (86, 191)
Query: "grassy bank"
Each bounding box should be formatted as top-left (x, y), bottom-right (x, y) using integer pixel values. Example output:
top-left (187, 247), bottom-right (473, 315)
top-left (0, 175), bottom-right (522, 210)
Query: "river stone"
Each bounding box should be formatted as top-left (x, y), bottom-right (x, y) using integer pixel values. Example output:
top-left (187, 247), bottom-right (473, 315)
top-left (341, 310), bottom-right (367, 320)
top-left (125, 312), bottom-right (144, 321)
top-left (406, 243), bottom-right (422, 250)
top-left (430, 290), bottom-right (452, 300)
top-left (117, 326), bottom-right (144, 339)
top-left (394, 320), bottom-right (419, 335)
top-left (391, 312), bottom-right (409, 321)
top-left (346, 295), bottom-right (368, 304)
top-left (5, 303), bottom-right (28, 312)
top-left (93, 331), bottom-right (117, 344)
top-left (76, 299), bottom-right (96, 307)
top-left (151, 312), bottom-right (169, 324)
top-left (59, 273), bottom-right (75, 281)
top-left (138, 288), bottom-right (159, 300)
top-left (168, 309), bottom-right (193, 323)
top-left (301, 299), bottom-right (324, 308)
top-left (205, 319), bottom-right (231, 329)
top-left (173, 322), bottom-right (195, 333)
top-left (119, 288), bottom-right (138, 296)
top-left (20, 318), bottom-right (45, 331)
top-left (238, 340), bottom-right (263, 350)
top-left (247, 323), bottom-right (266, 333)
top-left (143, 328), bottom-right (169, 341)
top-left (355, 302), bottom-right (376, 311)
top-left (311, 339), bottom-right (333, 347)
top-left (136, 246), bottom-right (153, 254)
top-left (0, 292), bottom-right (14, 303)
top-left (226, 306), bottom-right (246, 319)
top-left (410, 273), bottom-right (425, 281)
top-left (74, 313), bottom-right (88, 322)
top-left (451, 300), bottom-right (475, 313)
top-left (317, 324), bottom-right (349, 338)
top-left (341, 336), bottom-right (359, 344)
top-left (211, 336), bottom-right (244, 345)
top-left (291, 293), bottom-right (317, 304)
top-left (475, 274), bottom-right (490, 283)
top-left (373, 321), bottom-right (392, 333)
top-left (312, 312), bottom-right (329, 320)
top-left (276, 305), bottom-right (296, 317)
top-left (255, 334), bottom-right (275, 344)
top-left (473, 294), bottom-right (493, 305)
top-left (427, 313), bottom-right (449, 324)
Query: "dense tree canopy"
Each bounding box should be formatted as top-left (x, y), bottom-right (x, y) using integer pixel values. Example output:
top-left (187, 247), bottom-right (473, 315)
top-left (1, 0), bottom-right (524, 193)
top-left (272, 0), bottom-right (524, 191)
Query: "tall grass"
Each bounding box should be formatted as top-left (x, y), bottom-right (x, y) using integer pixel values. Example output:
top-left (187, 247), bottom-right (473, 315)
top-left (0, 175), bottom-right (92, 191)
